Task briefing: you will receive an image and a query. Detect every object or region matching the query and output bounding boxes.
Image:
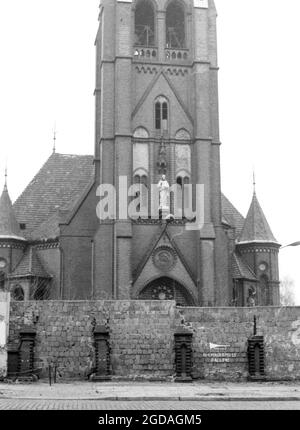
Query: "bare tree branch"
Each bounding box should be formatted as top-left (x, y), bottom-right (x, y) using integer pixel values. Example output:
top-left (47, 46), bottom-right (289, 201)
top-left (280, 276), bottom-right (296, 306)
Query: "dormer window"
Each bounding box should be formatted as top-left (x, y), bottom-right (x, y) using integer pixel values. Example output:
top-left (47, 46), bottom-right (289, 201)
top-left (166, 0), bottom-right (185, 48)
top-left (135, 0), bottom-right (155, 47)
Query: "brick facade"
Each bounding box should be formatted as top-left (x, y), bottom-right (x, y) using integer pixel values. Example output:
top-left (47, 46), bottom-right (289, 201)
top-left (0, 0), bottom-right (280, 307)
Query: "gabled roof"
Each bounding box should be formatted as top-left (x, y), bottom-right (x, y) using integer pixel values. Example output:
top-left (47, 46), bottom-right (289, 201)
top-left (10, 247), bottom-right (51, 279)
top-left (0, 185), bottom-right (25, 241)
top-left (133, 224), bottom-right (196, 284)
top-left (13, 153), bottom-right (94, 239)
top-left (238, 192), bottom-right (278, 244)
top-left (221, 194), bottom-right (245, 236)
top-left (232, 252), bottom-right (257, 281)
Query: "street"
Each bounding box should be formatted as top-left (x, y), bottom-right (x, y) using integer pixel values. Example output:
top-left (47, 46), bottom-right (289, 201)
top-left (0, 399), bottom-right (299, 410)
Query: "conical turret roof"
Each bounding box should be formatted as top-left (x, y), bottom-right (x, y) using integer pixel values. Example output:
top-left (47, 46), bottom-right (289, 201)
top-left (0, 185), bottom-right (25, 241)
top-left (238, 192), bottom-right (278, 244)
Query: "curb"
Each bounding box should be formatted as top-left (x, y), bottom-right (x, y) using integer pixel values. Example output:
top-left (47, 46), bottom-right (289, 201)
top-left (1, 396), bottom-right (300, 402)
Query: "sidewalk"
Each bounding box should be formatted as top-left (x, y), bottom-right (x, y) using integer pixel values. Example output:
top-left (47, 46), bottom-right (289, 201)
top-left (1, 380), bottom-right (300, 402)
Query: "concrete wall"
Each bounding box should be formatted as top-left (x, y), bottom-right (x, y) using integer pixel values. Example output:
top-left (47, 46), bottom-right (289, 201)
top-left (8, 301), bottom-right (300, 381)
top-left (0, 292), bottom-right (10, 378)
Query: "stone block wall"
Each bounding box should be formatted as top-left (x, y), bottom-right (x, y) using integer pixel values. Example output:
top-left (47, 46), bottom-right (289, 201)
top-left (7, 301), bottom-right (300, 381)
top-left (0, 292), bottom-right (10, 378)
top-left (179, 306), bottom-right (300, 381)
top-left (8, 300), bottom-right (175, 380)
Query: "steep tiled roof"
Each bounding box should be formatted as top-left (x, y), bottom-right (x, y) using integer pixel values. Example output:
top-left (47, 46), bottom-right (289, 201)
top-left (238, 192), bottom-right (278, 244)
top-left (232, 252), bottom-right (257, 281)
top-left (30, 211), bottom-right (61, 241)
top-left (0, 185), bottom-right (25, 241)
top-left (221, 194), bottom-right (245, 235)
top-left (13, 153), bottom-right (94, 239)
top-left (10, 247), bottom-right (51, 278)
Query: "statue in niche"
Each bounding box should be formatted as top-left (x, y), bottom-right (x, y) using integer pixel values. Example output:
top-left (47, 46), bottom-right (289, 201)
top-left (157, 140), bottom-right (167, 175)
top-left (247, 288), bottom-right (256, 307)
top-left (157, 175), bottom-right (170, 212)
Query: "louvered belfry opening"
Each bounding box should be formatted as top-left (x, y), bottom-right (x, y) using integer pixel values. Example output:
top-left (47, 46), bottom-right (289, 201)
top-left (174, 328), bottom-right (193, 381)
top-left (248, 336), bottom-right (266, 380)
top-left (91, 326), bottom-right (111, 381)
top-left (135, 0), bottom-right (155, 47)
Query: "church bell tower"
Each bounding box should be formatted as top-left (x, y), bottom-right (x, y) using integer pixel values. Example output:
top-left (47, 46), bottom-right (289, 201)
top-left (93, 0), bottom-right (230, 306)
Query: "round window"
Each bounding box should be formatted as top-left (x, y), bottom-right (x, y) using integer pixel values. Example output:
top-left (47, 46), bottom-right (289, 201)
top-left (259, 262), bottom-right (268, 272)
top-left (0, 258), bottom-right (7, 269)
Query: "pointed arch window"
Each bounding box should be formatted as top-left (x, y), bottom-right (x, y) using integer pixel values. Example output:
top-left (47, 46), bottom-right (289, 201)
top-left (174, 144), bottom-right (191, 218)
top-left (166, 1), bottom-right (185, 48)
top-left (259, 275), bottom-right (270, 306)
top-left (155, 97), bottom-right (169, 131)
top-left (12, 285), bottom-right (25, 301)
top-left (175, 175), bottom-right (191, 218)
top-left (0, 271), bottom-right (5, 290)
top-left (133, 143), bottom-right (149, 216)
top-left (135, 0), bottom-right (155, 47)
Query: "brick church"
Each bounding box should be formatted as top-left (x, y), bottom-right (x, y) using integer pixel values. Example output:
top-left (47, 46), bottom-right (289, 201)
top-left (0, 0), bottom-right (280, 307)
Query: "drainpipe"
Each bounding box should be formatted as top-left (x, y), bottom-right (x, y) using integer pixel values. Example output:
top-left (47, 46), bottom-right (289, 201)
top-left (91, 240), bottom-right (95, 299)
top-left (59, 244), bottom-right (64, 299)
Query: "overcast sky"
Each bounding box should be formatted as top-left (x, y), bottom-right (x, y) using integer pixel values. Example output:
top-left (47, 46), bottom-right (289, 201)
top-left (0, 0), bottom-right (299, 304)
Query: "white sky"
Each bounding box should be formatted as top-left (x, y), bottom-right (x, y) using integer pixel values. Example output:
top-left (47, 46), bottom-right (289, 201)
top-left (0, 0), bottom-right (299, 303)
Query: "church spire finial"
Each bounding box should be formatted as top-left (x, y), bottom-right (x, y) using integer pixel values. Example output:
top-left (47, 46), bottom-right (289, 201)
top-left (52, 123), bottom-right (57, 154)
top-left (253, 170), bottom-right (256, 195)
top-left (4, 164), bottom-right (7, 191)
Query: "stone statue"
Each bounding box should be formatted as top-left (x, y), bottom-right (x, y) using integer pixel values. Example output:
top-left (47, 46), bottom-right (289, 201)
top-left (157, 175), bottom-right (170, 212)
top-left (247, 289), bottom-right (256, 307)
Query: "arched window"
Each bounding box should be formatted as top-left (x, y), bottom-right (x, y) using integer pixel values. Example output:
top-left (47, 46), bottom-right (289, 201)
top-left (155, 97), bottom-right (169, 131)
top-left (175, 128), bottom-right (191, 141)
top-left (12, 285), bottom-right (25, 302)
top-left (135, 0), bottom-right (155, 47)
top-left (133, 173), bottom-right (148, 215)
top-left (138, 277), bottom-right (195, 306)
top-left (166, 1), bottom-right (185, 48)
top-left (175, 175), bottom-right (190, 218)
top-left (133, 143), bottom-right (149, 217)
top-left (133, 126), bottom-right (149, 139)
top-left (0, 271), bottom-right (5, 290)
top-left (259, 275), bottom-right (270, 306)
top-left (174, 144), bottom-right (191, 218)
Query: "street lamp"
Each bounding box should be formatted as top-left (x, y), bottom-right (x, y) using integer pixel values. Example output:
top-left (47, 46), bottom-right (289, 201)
top-left (280, 241), bottom-right (300, 250)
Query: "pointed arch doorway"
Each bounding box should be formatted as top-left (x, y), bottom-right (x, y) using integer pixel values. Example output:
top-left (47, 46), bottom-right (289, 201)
top-left (138, 277), bottom-right (195, 306)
